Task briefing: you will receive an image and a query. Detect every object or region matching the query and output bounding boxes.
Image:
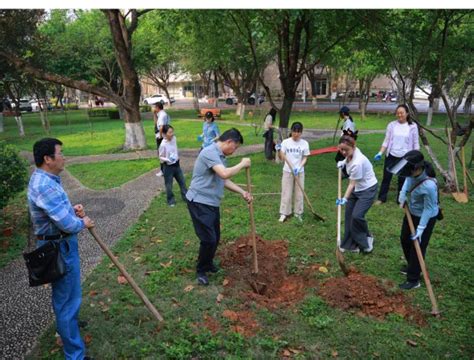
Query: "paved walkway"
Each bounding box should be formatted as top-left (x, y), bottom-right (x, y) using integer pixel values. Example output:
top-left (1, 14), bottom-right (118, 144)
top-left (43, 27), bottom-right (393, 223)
top-left (0, 129), bottom-right (381, 359)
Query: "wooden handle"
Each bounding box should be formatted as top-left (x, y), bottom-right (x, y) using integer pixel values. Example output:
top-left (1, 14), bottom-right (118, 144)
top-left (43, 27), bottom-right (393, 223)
top-left (88, 227), bottom-right (164, 322)
top-left (447, 128), bottom-right (460, 192)
top-left (461, 146), bottom-right (468, 195)
top-left (337, 168), bottom-right (342, 247)
top-left (246, 168), bottom-right (259, 274)
top-left (403, 207), bottom-right (440, 315)
top-left (282, 155), bottom-right (324, 221)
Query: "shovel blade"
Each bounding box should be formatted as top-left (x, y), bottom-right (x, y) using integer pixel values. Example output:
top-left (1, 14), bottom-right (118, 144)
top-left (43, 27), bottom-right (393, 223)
top-left (452, 192), bottom-right (468, 203)
top-left (336, 248), bottom-right (349, 276)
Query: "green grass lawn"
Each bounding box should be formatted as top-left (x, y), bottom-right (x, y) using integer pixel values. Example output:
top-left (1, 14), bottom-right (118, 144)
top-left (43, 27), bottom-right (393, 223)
top-left (28, 133), bottom-right (473, 359)
top-left (0, 108), bottom-right (458, 156)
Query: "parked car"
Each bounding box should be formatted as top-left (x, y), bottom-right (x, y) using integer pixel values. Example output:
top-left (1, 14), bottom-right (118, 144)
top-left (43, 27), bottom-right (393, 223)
top-left (29, 99), bottom-right (53, 111)
top-left (11, 99), bottom-right (33, 112)
top-left (143, 94), bottom-right (175, 105)
top-left (247, 93), bottom-right (265, 105)
top-left (225, 96), bottom-right (238, 105)
top-left (414, 88), bottom-right (430, 100)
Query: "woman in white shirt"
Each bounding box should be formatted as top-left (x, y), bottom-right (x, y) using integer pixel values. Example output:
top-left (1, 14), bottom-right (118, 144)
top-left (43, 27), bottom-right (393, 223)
top-left (276, 122), bottom-right (310, 223)
top-left (373, 104), bottom-right (419, 204)
top-left (336, 135), bottom-right (378, 253)
top-left (159, 125), bottom-right (187, 207)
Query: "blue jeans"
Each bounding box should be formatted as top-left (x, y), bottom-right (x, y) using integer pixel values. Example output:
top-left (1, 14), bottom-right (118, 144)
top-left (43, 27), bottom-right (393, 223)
top-left (37, 235), bottom-right (84, 360)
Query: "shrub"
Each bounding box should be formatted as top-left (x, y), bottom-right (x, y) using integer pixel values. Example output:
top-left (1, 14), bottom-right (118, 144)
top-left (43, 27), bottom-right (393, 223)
top-left (64, 104), bottom-right (79, 110)
top-left (108, 108), bottom-right (120, 119)
top-left (88, 108), bottom-right (109, 117)
top-left (0, 142), bottom-right (28, 209)
top-left (140, 105), bottom-right (151, 113)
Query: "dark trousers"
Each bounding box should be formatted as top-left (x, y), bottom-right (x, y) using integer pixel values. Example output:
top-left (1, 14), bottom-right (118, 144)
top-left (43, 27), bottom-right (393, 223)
top-left (378, 154), bottom-right (406, 203)
top-left (341, 184), bottom-right (378, 251)
top-left (187, 200), bottom-right (220, 274)
top-left (400, 213), bottom-right (437, 282)
top-left (263, 129), bottom-right (274, 160)
top-left (163, 162), bottom-right (187, 205)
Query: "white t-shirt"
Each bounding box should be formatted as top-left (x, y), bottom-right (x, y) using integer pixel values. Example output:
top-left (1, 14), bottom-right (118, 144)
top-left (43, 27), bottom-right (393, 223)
top-left (389, 122), bottom-right (410, 157)
top-left (264, 114), bottom-right (273, 131)
top-left (156, 110), bottom-right (170, 139)
top-left (281, 137), bottom-right (310, 173)
top-left (159, 136), bottom-right (179, 165)
top-left (346, 148), bottom-right (378, 192)
top-left (341, 118), bottom-right (356, 133)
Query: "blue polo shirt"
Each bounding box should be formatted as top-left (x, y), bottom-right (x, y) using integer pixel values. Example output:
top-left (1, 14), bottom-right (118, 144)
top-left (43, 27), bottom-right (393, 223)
top-left (186, 143), bottom-right (226, 207)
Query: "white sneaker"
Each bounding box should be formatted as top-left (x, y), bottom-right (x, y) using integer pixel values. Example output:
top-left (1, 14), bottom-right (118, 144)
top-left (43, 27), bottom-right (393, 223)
top-left (156, 171), bottom-right (163, 177)
top-left (339, 247), bottom-right (360, 253)
top-left (363, 236), bottom-right (374, 253)
top-left (294, 214), bottom-right (303, 222)
top-left (278, 215), bottom-right (286, 223)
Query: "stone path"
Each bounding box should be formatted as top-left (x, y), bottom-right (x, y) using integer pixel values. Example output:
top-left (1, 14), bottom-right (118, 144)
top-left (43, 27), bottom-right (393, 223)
top-left (0, 129), bottom-right (381, 359)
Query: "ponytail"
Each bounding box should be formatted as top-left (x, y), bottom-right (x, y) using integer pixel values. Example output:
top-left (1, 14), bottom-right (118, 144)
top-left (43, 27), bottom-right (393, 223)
top-left (424, 161), bottom-right (436, 178)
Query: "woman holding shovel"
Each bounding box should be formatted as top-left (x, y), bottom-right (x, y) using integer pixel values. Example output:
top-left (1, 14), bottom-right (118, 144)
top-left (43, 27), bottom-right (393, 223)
top-left (389, 150), bottom-right (440, 290)
top-left (336, 135), bottom-right (378, 253)
top-left (276, 122), bottom-right (310, 223)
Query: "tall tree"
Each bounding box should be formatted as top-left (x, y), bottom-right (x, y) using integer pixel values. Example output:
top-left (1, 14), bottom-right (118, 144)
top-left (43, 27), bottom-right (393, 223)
top-left (235, 10), bottom-right (356, 134)
top-left (0, 9), bottom-right (150, 150)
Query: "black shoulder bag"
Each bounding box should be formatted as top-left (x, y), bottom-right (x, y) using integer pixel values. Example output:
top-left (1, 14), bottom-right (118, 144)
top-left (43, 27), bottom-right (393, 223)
top-left (23, 241), bottom-right (66, 287)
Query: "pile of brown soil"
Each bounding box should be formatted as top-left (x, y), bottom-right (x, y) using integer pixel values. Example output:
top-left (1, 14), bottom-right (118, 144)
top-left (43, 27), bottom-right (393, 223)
top-left (319, 270), bottom-right (425, 324)
top-left (219, 235), bottom-right (315, 309)
top-left (222, 310), bottom-right (259, 337)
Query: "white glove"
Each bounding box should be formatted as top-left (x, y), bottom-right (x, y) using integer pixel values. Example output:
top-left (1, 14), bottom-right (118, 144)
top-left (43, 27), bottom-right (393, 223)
top-left (337, 160), bottom-right (346, 169)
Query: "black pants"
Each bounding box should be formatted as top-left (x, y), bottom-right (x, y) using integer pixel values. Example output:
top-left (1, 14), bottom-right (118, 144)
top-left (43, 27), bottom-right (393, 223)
top-left (163, 162), bottom-right (187, 205)
top-left (400, 213), bottom-right (437, 282)
top-left (263, 129), bottom-right (275, 160)
top-left (187, 200), bottom-right (220, 274)
top-left (378, 154), bottom-right (406, 203)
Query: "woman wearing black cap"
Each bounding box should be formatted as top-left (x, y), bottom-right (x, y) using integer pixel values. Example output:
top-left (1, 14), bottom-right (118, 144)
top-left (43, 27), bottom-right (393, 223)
top-left (340, 106), bottom-right (356, 135)
top-left (390, 150), bottom-right (440, 290)
top-left (198, 111), bottom-right (220, 149)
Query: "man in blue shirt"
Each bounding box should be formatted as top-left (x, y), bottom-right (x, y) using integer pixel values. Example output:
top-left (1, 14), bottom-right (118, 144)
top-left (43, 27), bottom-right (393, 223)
top-left (186, 128), bottom-right (252, 286)
top-left (28, 138), bottom-right (94, 360)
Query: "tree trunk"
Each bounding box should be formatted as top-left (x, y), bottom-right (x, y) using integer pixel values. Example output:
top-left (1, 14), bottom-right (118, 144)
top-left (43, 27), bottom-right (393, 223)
top-left (240, 104), bottom-right (246, 121)
top-left (15, 115), bottom-right (25, 137)
top-left (163, 87), bottom-right (172, 107)
top-left (0, 113), bottom-right (4, 133)
top-left (123, 107), bottom-right (146, 150)
top-left (279, 96), bottom-right (294, 129)
top-left (426, 97), bottom-right (434, 126)
top-left (39, 110), bottom-right (49, 134)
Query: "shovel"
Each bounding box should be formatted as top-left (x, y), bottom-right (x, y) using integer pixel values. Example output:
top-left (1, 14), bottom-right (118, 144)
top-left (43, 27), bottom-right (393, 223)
top-left (280, 152), bottom-right (325, 221)
top-left (447, 129), bottom-right (467, 203)
top-left (88, 227), bottom-right (164, 322)
top-left (336, 168), bottom-right (349, 276)
top-left (403, 206), bottom-right (441, 317)
top-left (461, 146), bottom-right (469, 201)
top-left (245, 167), bottom-right (259, 274)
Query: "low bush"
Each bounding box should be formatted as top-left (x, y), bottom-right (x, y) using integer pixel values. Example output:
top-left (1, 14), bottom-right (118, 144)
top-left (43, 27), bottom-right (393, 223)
top-left (140, 105), bottom-right (151, 113)
top-left (108, 108), bottom-right (120, 119)
top-left (0, 142), bottom-right (28, 209)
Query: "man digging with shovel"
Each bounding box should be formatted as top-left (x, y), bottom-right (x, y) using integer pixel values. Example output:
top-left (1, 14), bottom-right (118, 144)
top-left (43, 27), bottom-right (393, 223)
top-left (186, 128), bottom-right (253, 286)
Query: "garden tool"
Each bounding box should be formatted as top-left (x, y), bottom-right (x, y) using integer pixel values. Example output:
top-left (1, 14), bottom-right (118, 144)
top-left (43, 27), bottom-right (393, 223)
top-left (403, 206), bottom-right (441, 317)
top-left (447, 129), bottom-right (467, 203)
top-left (336, 168), bottom-right (349, 276)
top-left (246, 167), bottom-right (259, 274)
top-left (88, 227), bottom-right (163, 322)
top-left (280, 152), bottom-right (325, 222)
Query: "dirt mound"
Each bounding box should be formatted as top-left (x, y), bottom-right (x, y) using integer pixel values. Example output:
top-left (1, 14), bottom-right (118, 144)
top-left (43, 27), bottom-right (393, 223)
top-left (319, 271), bottom-right (425, 324)
top-left (219, 235), bottom-right (315, 309)
top-left (222, 310), bottom-right (259, 337)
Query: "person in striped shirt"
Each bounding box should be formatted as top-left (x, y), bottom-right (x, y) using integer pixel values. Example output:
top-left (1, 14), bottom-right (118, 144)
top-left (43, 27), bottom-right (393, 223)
top-left (28, 138), bottom-right (94, 360)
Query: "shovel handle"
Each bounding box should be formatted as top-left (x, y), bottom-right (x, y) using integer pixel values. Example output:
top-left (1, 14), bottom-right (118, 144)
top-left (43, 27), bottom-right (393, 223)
top-left (403, 206), bottom-right (440, 315)
top-left (88, 227), bottom-right (164, 322)
top-left (281, 153), bottom-right (325, 221)
top-left (246, 167), bottom-right (259, 274)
